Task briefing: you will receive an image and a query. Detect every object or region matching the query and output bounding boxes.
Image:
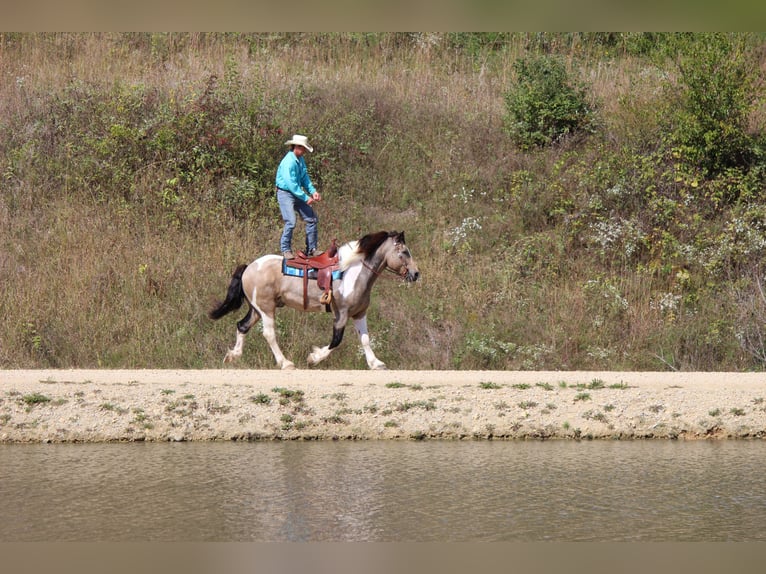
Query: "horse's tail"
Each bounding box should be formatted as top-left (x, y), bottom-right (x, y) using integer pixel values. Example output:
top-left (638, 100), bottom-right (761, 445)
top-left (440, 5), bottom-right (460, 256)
top-left (209, 264), bottom-right (248, 320)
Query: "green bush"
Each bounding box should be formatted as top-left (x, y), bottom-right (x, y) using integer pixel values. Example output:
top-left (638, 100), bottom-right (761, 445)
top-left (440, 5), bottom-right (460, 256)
top-left (503, 54), bottom-right (594, 149)
top-left (663, 33), bottom-right (760, 178)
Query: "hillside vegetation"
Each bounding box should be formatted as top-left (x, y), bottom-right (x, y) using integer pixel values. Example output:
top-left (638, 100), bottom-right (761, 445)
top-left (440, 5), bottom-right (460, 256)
top-left (2, 32), bottom-right (766, 371)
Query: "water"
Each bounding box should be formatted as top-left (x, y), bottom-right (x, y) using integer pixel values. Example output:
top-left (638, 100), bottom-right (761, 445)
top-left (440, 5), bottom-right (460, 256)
top-left (1, 440), bottom-right (765, 541)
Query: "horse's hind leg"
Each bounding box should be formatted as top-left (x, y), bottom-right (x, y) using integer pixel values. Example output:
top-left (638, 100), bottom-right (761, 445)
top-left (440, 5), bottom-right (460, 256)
top-left (259, 311), bottom-right (295, 370)
top-left (224, 306), bottom-right (260, 363)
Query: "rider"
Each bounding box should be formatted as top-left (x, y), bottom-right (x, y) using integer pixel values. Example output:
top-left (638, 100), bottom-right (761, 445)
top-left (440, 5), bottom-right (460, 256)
top-left (275, 134), bottom-right (322, 260)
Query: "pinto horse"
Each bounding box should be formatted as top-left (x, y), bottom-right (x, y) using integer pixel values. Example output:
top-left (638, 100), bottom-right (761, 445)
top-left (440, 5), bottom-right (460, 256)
top-left (209, 230), bottom-right (420, 369)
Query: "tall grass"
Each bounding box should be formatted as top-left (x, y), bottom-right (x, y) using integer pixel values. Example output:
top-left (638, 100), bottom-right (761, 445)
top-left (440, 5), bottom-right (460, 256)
top-left (2, 33), bottom-right (765, 370)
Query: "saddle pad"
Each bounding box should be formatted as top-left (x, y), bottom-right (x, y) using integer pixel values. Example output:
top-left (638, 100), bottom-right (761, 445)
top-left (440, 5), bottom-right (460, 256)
top-left (282, 259), bottom-right (343, 281)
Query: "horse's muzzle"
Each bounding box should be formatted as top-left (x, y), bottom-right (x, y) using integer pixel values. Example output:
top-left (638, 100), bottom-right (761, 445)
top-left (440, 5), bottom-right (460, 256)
top-left (405, 270), bottom-right (420, 282)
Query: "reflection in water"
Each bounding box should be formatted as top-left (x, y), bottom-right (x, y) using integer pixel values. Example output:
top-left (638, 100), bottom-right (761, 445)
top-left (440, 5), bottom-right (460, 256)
top-left (1, 441), bottom-right (765, 541)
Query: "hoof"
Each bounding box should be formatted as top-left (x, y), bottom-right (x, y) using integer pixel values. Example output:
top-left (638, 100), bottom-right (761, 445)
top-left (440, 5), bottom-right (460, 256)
top-left (307, 346), bottom-right (327, 366)
top-left (371, 361), bottom-right (388, 370)
top-left (280, 361), bottom-right (296, 370)
top-left (223, 351), bottom-right (238, 364)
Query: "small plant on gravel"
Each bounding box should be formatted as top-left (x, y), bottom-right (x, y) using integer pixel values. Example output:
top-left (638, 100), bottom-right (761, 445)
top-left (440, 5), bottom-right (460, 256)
top-left (479, 382), bottom-right (502, 389)
top-left (280, 413), bottom-right (294, 429)
top-left (322, 414), bottom-right (348, 424)
top-left (649, 404), bottom-right (665, 413)
top-left (587, 379), bottom-right (606, 389)
top-left (250, 393), bottom-right (271, 405)
top-left (272, 388), bottom-right (305, 406)
top-left (730, 407), bottom-right (746, 416)
top-left (396, 399), bottom-right (437, 412)
top-left (709, 408), bottom-right (722, 417)
top-left (385, 382), bottom-right (407, 389)
top-left (512, 383), bottom-right (531, 390)
top-left (574, 392), bottom-right (591, 402)
top-left (21, 393), bottom-right (51, 406)
top-left (518, 401), bottom-right (538, 410)
top-left (536, 382), bottom-right (554, 391)
top-left (383, 420), bottom-right (398, 428)
top-left (582, 410), bottom-right (608, 423)
top-left (604, 404), bottom-right (616, 412)
top-left (161, 389), bottom-right (175, 395)
top-left (609, 382), bottom-right (630, 389)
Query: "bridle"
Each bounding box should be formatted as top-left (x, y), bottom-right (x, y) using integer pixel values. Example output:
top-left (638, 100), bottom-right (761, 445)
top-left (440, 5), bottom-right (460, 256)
top-left (362, 244), bottom-right (412, 280)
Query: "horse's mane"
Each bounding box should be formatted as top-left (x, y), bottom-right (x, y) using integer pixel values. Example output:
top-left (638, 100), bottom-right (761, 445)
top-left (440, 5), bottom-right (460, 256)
top-left (338, 231), bottom-right (396, 272)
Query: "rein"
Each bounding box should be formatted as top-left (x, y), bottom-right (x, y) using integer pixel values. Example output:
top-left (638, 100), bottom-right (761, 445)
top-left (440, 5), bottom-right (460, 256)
top-left (362, 259), bottom-right (408, 280)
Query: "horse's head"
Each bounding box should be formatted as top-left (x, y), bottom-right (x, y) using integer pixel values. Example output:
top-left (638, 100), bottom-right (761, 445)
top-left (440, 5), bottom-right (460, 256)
top-left (385, 231), bottom-right (420, 283)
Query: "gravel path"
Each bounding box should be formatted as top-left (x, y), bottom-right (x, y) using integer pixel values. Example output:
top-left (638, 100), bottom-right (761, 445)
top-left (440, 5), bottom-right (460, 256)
top-left (2, 369), bottom-right (765, 442)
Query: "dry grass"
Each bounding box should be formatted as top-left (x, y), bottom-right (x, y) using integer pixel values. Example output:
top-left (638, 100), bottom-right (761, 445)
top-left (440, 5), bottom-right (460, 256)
top-left (2, 33), bottom-right (766, 370)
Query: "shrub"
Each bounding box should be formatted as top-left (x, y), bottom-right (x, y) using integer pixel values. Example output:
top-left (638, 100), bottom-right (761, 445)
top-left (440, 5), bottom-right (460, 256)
top-left (662, 33), bottom-right (761, 179)
top-left (503, 54), bottom-right (594, 149)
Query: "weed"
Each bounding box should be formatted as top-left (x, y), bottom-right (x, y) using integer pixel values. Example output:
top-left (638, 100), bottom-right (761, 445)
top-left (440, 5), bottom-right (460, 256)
top-left (709, 408), bottom-right (722, 417)
top-left (322, 414), bottom-right (348, 424)
top-left (385, 382), bottom-right (407, 389)
top-left (479, 382), bottom-right (502, 389)
top-left (536, 382), bottom-right (554, 391)
top-left (582, 410), bottom-right (609, 423)
top-left (518, 401), bottom-right (538, 410)
top-left (730, 407), bottom-right (746, 416)
top-left (272, 387), bottom-right (305, 406)
top-left (21, 393), bottom-right (51, 406)
top-left (250, 393), bottom-right (271, 405)
top-left (649, 404), bottom-right (665, 413)
top-left (395, 399), bottom-right (437, 412)
top-left (574, 392), bottom-right (591, 402)
top-left (609, 382), bottom-right (630, 390)
top-left (100, 403), bottom-right (118, 412)
top-left (280, 414), bottom-right (294, 430)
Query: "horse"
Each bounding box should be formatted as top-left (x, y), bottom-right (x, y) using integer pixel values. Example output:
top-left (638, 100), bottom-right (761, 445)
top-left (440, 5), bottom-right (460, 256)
top-left (209, 230), bottom-right (420, 369)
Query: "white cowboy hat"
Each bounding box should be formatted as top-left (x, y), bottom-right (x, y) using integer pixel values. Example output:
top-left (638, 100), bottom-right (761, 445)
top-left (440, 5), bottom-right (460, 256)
top-left (284, 134), bottom-right (313, 153)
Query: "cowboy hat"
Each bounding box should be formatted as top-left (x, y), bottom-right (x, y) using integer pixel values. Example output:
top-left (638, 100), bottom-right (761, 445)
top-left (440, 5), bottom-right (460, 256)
top-left (284, 134), bottom-right (313, 153)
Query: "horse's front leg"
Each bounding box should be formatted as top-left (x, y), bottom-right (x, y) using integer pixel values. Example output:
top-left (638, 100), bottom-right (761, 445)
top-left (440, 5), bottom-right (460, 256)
top-left (307, 309), bottom-right (348, 367)
top-left (353, 315), bottom-right (387, 370)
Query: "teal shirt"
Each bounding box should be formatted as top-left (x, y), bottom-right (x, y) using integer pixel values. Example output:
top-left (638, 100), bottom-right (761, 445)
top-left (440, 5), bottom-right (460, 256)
top-left (275, 151), bottom-right (315, 203)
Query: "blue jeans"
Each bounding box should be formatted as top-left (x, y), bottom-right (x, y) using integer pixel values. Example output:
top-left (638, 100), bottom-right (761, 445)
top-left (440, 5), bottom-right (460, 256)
top-left (277, 189), bottom-right (318, 253)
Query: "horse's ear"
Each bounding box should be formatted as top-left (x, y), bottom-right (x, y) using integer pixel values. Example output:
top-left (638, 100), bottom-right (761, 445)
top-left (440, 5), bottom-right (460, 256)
top-left (394, 231), bottom-right (405, 244)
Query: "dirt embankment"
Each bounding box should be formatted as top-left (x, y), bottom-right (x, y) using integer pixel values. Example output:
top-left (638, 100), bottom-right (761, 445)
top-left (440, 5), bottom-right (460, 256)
top-left (1, 370), bottom-right (765, 443)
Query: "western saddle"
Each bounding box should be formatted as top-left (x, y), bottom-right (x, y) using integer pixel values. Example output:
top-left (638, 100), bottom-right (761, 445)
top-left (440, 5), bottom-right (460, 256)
top-left (283, 240), bottom-right (340, 310)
